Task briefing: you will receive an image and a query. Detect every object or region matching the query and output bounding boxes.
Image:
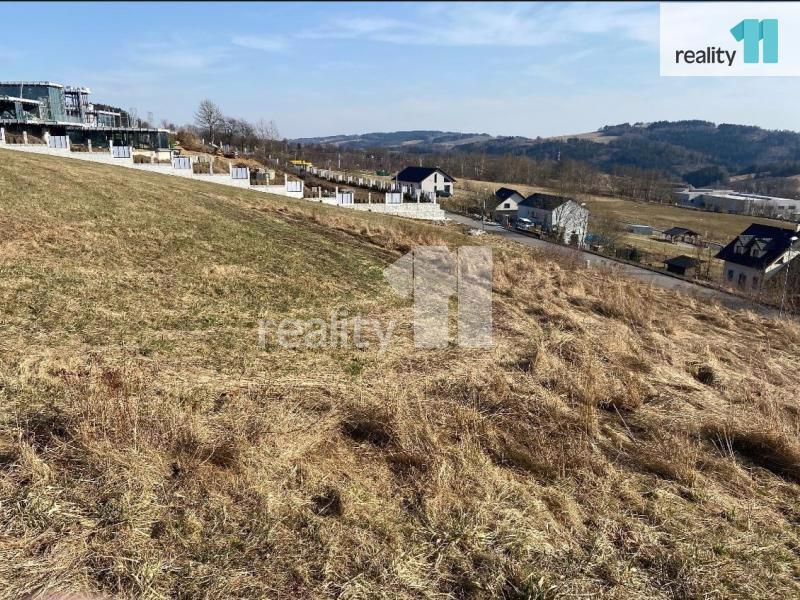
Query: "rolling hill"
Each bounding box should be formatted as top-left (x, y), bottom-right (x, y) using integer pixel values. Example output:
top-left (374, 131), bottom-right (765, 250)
top-left (293, 130), bottom-right (493, 151)
top-left (296, 121), bottom-right (800, 183)
top-left (0, 149), bottom-right (799, 599)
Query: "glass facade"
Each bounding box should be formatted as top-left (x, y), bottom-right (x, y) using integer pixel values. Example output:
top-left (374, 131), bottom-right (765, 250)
top-left (0, 100), bottom-right (16, 120)
top-left (0, 82), bottom-right (171, 149)
top-left (0, 83), bottom-right (65, 121)
top-left (96, 112), bottom-right (119, 127)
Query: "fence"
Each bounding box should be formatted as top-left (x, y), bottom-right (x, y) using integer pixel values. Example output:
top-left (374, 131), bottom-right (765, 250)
top-left (231, 166), bottom-right (249, 180)
top-left (0, 144), bottom-right (318, 205)
top-left (385, 192), bottom-right (402, 204)
top-left (48, 136), bottom-right (69, 149)
top-left (336, 191), bottom-right (354, 204)
top-left (172, 156), bottom-right (192, 169)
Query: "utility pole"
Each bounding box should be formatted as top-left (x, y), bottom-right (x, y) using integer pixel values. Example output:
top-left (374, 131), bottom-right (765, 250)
top-left (780, 235), bottom-right (799, 317)
top-left (477, 188), bottom-right (487, 232)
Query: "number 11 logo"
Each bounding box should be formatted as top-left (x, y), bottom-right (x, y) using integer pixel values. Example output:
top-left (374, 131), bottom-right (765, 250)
top-left (731, 19), bottom-right (778, 63)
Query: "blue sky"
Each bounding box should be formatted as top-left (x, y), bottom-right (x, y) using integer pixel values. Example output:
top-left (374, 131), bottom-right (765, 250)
top-left (3, 1), bottom-right (799, 138)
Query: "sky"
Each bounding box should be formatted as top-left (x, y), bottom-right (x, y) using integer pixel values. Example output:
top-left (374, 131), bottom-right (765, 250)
top-left (3, 1), bottom-right (800, 139)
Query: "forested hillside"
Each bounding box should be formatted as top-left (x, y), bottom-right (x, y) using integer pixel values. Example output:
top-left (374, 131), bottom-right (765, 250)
top-left (459, 121), bottom-right (800, 180)
top-left (297, 121), bottom-right (800, 183)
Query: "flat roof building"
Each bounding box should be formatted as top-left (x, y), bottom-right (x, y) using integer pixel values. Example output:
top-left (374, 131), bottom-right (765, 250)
top-left (675, 187), bottom-right (800, 222)
top-left (0, 80), bottom-right (169, 149)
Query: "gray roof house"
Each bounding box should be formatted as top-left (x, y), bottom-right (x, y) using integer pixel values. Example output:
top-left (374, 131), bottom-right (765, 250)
top-left (715, 223), bottom-right (800, 290)
top-left (492, 187), bottom-right (524, 223)
top-left (393, 166), bottom-right (455, 200)
top-left (517, 193), bottom-right (589, 245)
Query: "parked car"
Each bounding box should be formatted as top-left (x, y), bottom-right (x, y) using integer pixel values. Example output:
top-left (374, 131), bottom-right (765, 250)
top-left (515, 218), bottom-right (534, 232)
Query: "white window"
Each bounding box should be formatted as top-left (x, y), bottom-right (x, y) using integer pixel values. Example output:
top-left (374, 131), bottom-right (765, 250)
top-left (738, 273), bottom-right (747, 286)
top-left (504, 202), bottom-right (510, 209)
top-left (727, 269), bottom-right (734, 281)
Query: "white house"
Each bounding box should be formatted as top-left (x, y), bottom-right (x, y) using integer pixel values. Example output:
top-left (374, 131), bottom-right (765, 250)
top-left (393, 166), bottom-right (455, 200)
top-left (715, 223), bottom-right (800, 291)
top-left (492, 187), bottom-right (524, 224)
top-left (516, 193), bottom-right (589, 245)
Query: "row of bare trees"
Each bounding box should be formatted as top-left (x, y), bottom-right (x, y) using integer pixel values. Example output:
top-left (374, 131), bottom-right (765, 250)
top-left (294, 142), bottom-right (673, 204)
top-left (191, 99), bottom-right (281, 155)
top-left (186, 103), bottom-right (674, 205)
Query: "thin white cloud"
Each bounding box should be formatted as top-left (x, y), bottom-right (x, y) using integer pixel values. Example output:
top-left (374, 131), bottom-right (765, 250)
top-left (130, 41), bottom-right (231, 70)
top-left (138, 53), bottom-right (223, 70)
top-left (231, 34), bottom-right (288, 52)
top-left (300, 2), bottom-right (657, 47)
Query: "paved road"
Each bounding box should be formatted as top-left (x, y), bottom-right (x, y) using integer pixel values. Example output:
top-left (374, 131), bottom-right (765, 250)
top-left (445, 212), bottom-right (774, 315)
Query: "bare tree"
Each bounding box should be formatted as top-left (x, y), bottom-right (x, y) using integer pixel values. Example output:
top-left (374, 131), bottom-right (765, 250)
top-left (254, 118), bottom-right (280, 154)
top-left (195, 100), bottom-right (224, 145)
top-left (127, 107), bottom-right (139, 128)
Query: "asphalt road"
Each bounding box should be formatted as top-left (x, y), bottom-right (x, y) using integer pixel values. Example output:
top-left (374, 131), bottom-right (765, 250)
top-left (445, 212), bottom-right (774, 315)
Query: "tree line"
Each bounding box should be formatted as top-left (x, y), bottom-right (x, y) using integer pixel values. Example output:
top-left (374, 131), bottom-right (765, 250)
top-left (178, 100), bottom-right (672, 205)
top-left (294, 142), bottom-right (672, 204)
top-left (172, 99), bottom-right (282, 158)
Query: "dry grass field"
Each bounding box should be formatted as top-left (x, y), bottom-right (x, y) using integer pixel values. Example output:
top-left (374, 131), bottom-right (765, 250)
top-left (0, 149), bottom-right (799, 599)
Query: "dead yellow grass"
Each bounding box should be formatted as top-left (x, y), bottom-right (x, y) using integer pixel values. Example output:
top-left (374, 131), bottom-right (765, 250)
top-left (0, 149), bottom-right (799, 599)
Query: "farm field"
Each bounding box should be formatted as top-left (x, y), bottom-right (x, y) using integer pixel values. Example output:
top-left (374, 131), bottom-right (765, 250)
top-left (2, 150), bottom-right (798, 599)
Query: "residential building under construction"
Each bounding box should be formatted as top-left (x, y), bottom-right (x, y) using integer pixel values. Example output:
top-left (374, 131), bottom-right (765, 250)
top-left (0, 81), bottom-right (169, 149)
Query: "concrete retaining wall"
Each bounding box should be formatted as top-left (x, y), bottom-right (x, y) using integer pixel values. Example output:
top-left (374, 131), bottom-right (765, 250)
top-left (1, 143), bottom-right (442, 219)
top-left (249, 184), bottom-right (304, 199)
top-left (0, 143), bottom-right (303, 199)
top-left (347, 202), bottom-right (446, 221)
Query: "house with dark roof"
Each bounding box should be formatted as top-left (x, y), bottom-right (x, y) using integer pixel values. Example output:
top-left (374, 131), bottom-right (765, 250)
top-left (393, 166), bottom-right (455, 200)
top-left (663, 226), bottom-right (700, 243)
top-left (715, 223), bottom-right (800, 290)
top-left (664, 255), bottom-right (701, 277)
top-left (517, 193), bottom-right (588, 245)
top-left (491, 187), bottom-right (524, 224)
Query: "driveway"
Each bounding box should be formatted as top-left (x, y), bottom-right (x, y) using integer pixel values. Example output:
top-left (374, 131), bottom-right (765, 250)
top-left (445, 212), bottom-right (774, 316)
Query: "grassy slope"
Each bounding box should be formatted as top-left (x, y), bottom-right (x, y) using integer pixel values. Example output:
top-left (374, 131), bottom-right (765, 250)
top-left (0, 150), bottom-right (799, 600)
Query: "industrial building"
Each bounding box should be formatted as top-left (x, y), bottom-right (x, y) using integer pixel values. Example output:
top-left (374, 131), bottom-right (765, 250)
top-left (675, 187), bottom-right (800, 222)
top-left (0, 81), bottom-right (169, 150)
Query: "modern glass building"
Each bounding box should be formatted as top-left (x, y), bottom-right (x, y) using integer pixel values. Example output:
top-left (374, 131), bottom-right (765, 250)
top-left (0, 82), bottom-right (67, 121)
top-left (0, 80), bottom-right (170, 149)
